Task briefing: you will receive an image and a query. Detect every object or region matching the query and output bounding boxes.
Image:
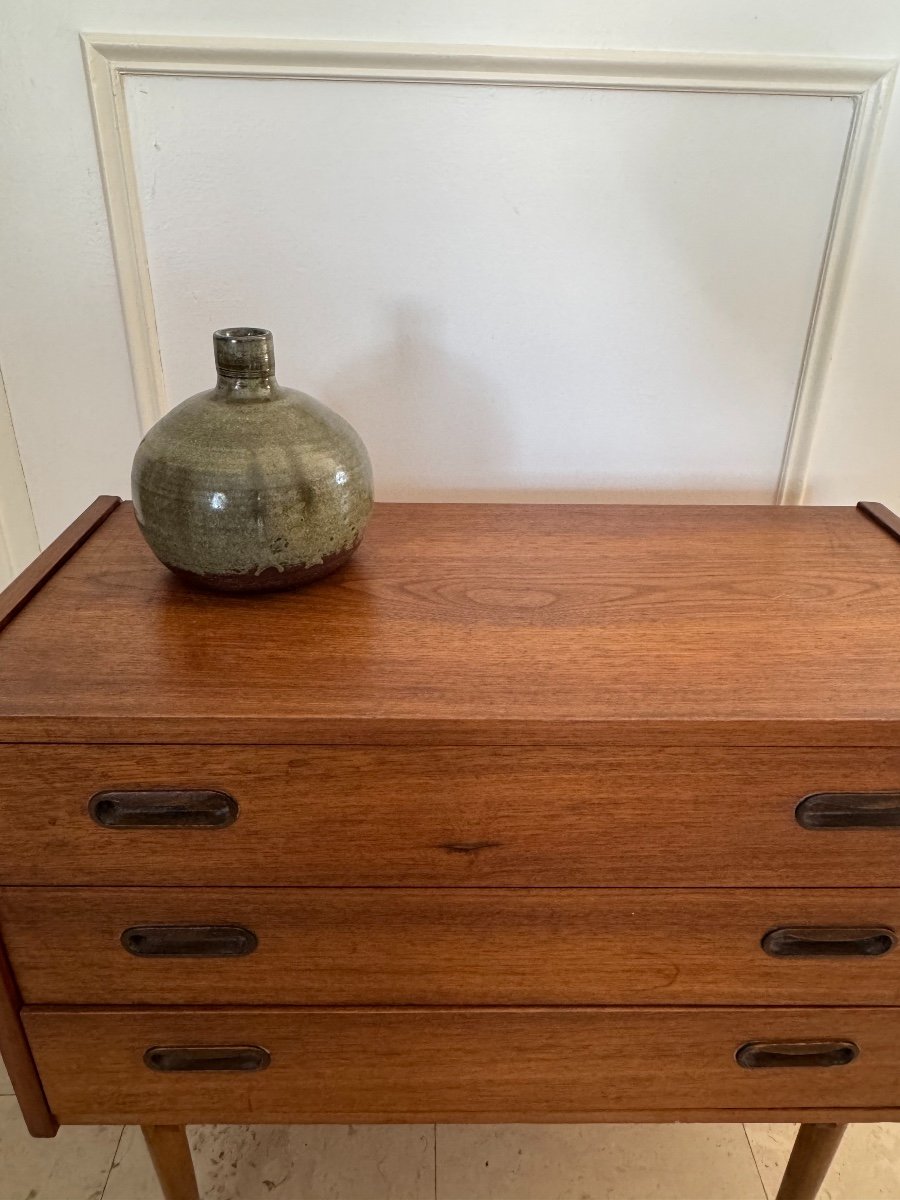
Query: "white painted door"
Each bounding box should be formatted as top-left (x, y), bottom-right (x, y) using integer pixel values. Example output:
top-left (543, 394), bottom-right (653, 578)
top-left (2, 3), bottom-right (899, 584)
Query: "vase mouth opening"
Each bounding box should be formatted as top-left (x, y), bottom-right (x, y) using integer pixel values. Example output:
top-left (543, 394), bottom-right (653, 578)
top-left (213, 327), bottom-right (275, 379)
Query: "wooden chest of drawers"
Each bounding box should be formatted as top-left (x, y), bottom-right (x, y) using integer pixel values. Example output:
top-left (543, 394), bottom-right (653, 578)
top-left (2, 496), bottom-right (900, 1200)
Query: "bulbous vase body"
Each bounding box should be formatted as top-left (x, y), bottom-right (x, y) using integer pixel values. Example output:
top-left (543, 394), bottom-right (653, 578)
top-left (131, 327), bottom-right (373, 592)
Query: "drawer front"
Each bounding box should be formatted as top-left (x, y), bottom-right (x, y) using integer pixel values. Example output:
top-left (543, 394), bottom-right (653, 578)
top-left (24, 1006), bottom-right (900, 1124)
top-left (4, 744), bottom-right (900, 886)
top-left (6, 887), bottom-right (900, 1006)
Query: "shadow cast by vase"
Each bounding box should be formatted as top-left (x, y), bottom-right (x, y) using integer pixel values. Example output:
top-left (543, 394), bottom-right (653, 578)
top-left (322, 301), bottom-right (513, 499)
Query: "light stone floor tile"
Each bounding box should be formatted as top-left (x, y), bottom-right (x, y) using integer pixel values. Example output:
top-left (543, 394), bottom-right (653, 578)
top-left (0, 1096), bottom-right (120, 1200)
top-left (0, 1056), bottom-right (11, 1095)
top-left (746, 1122), bottom-right (900, 1200)
top-left (10, 1115), bottom-right (900, 1200)
top-left (102, 1123), bottom-right (436, 1200)
top-left (435, 1123), bottom-right (766, 1200)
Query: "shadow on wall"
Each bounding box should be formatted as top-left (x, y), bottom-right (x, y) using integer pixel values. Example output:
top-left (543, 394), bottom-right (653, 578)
top-left (323, 301), bottom-right (775, 505)
top-left (322, 300), bottom-right (511, 495)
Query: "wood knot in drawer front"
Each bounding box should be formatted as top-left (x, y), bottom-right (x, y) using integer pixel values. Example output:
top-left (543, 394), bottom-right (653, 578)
top-left (435, 840), bottom-right (503, 856)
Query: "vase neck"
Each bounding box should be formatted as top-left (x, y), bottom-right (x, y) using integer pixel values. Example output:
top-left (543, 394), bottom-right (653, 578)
top-left (212, 326), bottom-right (279, 401)
top-left (214, 375), bottom-right (281, 401)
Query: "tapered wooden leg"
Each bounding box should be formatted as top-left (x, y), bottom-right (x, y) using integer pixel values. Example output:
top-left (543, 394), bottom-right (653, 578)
top-left (141, 1124), bottom-right (200, 1200)
top-left (775, 1123), bottom-right (847, 1200)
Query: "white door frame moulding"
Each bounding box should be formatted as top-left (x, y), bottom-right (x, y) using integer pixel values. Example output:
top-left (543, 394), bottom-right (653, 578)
top-left (0, 360), bottom-right (39, 583)
top-left (81, 33), bottom-right (896, 503)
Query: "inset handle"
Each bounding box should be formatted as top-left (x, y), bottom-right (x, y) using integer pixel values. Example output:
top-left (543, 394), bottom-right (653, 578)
top-left (122, 925), bottom-right (257, 958)
top-left (796, 792), bottom-right (900, 829)
top-left (144, 1045), bottom-right (270, 1072)
top-left (736, 1041), bottom-right (858, 1069)
top-left (763, 926), bottom-right (895, 958)
top-left (90, 790), bottom-right (237, 829)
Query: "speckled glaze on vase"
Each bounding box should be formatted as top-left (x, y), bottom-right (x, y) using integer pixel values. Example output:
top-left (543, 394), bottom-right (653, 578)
top-left (131, 327), bottom-right (373, 593)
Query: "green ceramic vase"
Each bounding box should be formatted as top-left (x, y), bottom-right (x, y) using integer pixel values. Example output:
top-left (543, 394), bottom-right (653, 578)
top-left (132, 327), bottom-right (373, 592)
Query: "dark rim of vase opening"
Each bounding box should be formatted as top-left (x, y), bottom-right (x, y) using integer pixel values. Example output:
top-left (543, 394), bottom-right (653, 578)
top-left (213, 327), bottom-right (275, 379)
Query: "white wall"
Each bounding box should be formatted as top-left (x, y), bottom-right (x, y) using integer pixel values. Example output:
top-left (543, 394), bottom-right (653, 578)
top-left (2, 2), bottom-right (900, 560)
top-left (128, 76), bottom-right (849, 504)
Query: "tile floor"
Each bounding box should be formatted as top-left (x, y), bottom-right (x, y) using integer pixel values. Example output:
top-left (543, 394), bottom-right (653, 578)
top-left (2, 1058), bottom-right (899, 1200)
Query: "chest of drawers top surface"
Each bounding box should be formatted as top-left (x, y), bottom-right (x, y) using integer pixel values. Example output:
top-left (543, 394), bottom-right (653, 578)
top-left (1, 498), bottom-right (899, 746)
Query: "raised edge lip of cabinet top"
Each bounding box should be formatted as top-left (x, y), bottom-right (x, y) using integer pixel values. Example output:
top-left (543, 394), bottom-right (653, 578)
top-left (1, 500), bottom-right (899, 747)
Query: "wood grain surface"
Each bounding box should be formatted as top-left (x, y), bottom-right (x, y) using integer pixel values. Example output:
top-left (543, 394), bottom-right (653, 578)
top-left (6, 887), bottom-right (900, 1006)
top-left (23, 1005), bottom-right (900, 1124)
top-left (858, 500), bottom-right (900, 545)
top-left (775, 1123), bottom-right (847, 1200)
top-left (0, 931), bottom-right (56, 1136)
top-left (1, 502), bottom-right (900, 745)
top-left (141, 1125), bottom-right (199, 1200)
top-left (0, 496), bottom-right (120, 636)
top-left (2, 743), bottom-right (900, 886)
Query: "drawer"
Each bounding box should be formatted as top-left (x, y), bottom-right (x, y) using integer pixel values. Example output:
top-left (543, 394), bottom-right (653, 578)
top-left (6, 887), bottom-right (900, 1006)
top-left (24, 1005), bottom-right (900, 1124)
top-left (3, 745), bottom-right (900, 886)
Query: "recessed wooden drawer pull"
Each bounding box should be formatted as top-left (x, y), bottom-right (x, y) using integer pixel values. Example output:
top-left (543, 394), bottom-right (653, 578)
top-left (736, 1040), bottom-right (858, 1069)
top-left (762, 926), bottom-right (896, 958)
top-left (144, 1046), bottom-right (270, 1072)
top-left (796, 792), bottom-right (900, 829)
top-left (89, 790), bottom-right (238, 829)
top-left (121, 925), bottom-right (258, 958)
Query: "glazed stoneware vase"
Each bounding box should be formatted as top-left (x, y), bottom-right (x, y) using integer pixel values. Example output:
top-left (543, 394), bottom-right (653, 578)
top-left (132, 327), bottom-right (373, 592)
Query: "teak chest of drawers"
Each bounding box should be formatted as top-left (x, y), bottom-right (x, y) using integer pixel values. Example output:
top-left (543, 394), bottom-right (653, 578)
top-left (2, 497), bottom-right (900, 1200)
